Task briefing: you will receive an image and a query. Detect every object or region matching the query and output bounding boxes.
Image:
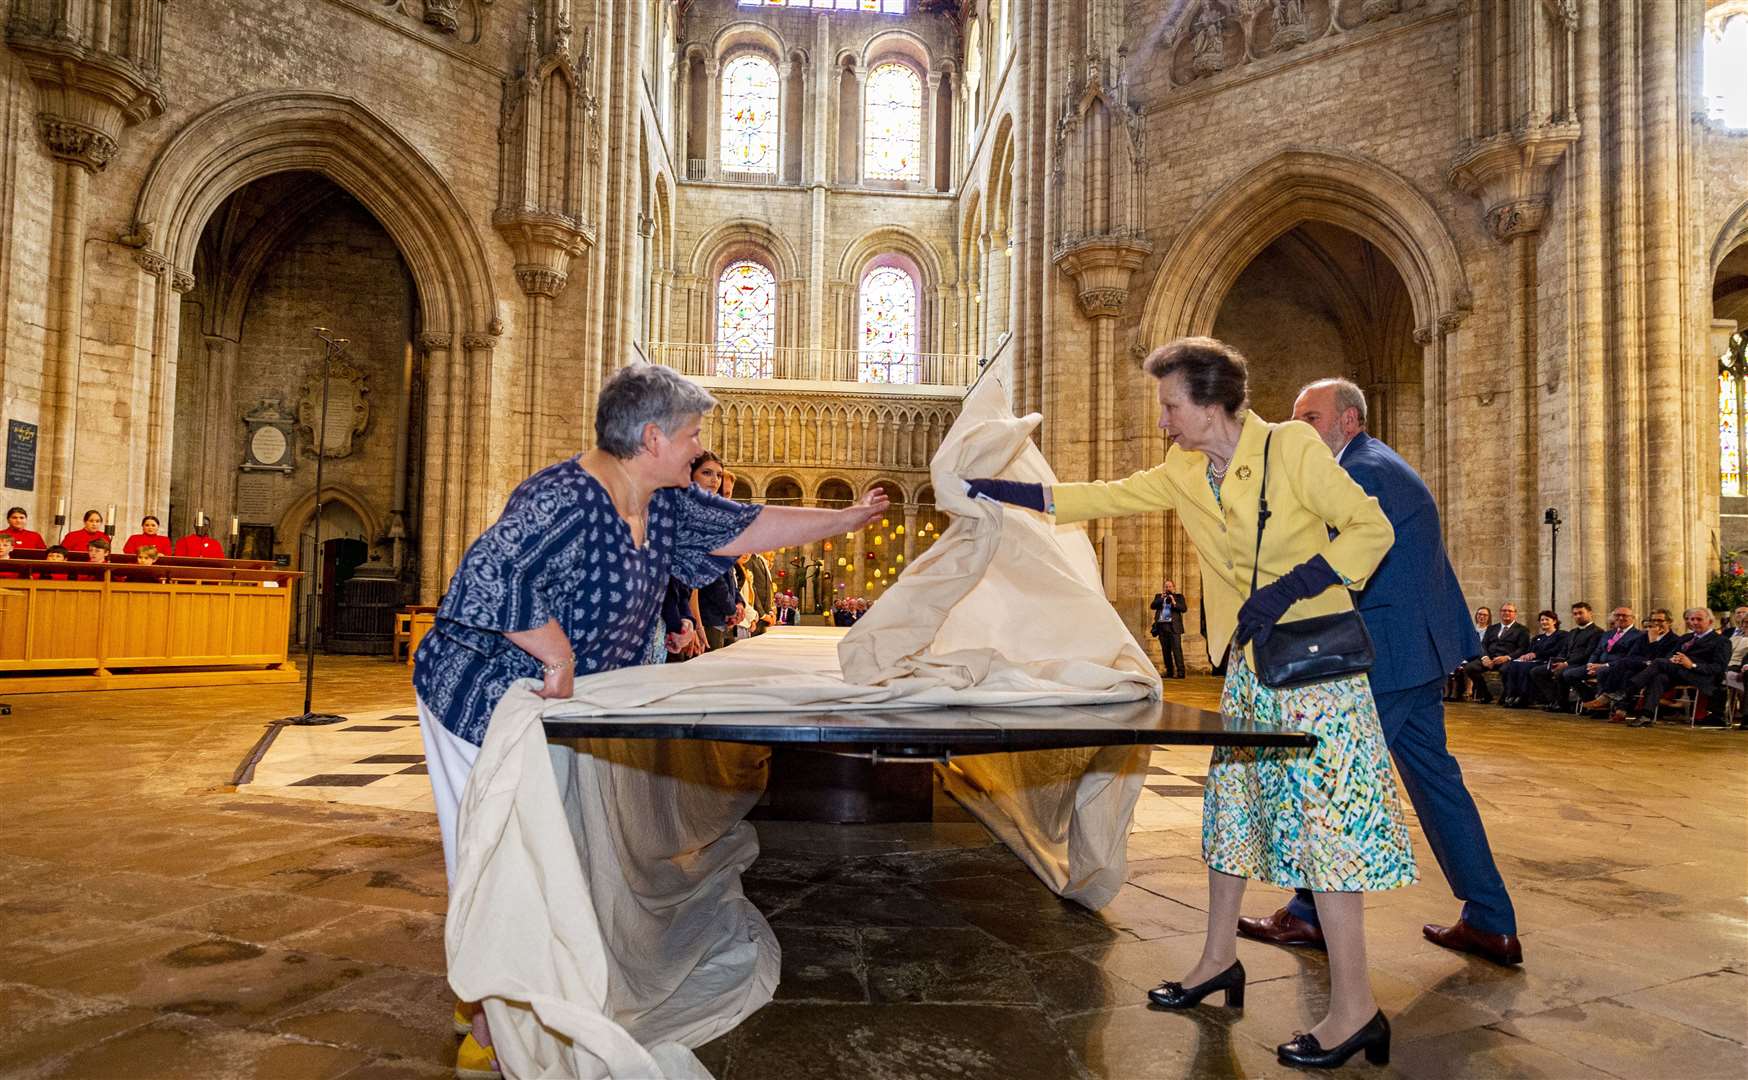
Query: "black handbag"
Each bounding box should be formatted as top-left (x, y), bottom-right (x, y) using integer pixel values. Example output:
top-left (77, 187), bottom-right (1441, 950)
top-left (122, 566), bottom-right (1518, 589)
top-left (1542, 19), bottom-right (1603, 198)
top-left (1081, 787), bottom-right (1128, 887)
top-left (1246, 431), bottom-right (1376, 690)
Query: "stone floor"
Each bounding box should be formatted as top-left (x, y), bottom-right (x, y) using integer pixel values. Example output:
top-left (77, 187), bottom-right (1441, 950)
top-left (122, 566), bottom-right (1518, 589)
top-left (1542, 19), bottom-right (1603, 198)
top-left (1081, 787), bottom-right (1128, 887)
top-left (0, 656), bottom-right (1744, 1079)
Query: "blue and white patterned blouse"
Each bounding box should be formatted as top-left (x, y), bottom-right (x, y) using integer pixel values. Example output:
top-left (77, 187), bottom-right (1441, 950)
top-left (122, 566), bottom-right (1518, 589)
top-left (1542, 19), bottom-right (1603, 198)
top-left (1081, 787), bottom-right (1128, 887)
top-left (412, 459), bottom-right (762, 745)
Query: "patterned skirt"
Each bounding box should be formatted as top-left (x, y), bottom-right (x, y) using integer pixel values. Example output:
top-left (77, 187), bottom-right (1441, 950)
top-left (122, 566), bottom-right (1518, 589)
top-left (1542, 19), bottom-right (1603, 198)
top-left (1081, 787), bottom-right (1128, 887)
top-left (1201, 653), bottom-right (1418, 893)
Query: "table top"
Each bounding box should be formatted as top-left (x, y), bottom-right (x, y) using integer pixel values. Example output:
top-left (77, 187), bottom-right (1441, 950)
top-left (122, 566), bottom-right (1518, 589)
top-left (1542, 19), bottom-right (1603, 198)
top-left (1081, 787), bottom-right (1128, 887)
top-left (542, 698), bottom-right (1315, 757)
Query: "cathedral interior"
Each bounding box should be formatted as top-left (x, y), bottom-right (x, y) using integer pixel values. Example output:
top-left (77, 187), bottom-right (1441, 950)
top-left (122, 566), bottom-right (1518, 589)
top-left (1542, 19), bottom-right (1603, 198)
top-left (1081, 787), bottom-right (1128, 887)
top-left (0, 0), bottom-right (1746, 1077)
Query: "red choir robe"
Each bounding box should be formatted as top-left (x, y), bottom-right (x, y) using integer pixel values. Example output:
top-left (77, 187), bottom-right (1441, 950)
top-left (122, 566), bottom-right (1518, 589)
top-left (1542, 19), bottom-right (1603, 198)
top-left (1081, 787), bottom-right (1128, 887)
top-left (1, 527), bottom-right (45, 550)
top-left (173, 534), bottom-right (226, 559)
top-left (61, 528), bottom-right (108, 552)
top-left (122, 532), bottom-right (172, 556)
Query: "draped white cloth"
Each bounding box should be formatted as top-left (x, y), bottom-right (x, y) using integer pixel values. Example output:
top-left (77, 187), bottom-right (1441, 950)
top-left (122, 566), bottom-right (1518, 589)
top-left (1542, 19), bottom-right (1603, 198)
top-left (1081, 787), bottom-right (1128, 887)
top-left (445, 376), bottom-right (1159, 1078)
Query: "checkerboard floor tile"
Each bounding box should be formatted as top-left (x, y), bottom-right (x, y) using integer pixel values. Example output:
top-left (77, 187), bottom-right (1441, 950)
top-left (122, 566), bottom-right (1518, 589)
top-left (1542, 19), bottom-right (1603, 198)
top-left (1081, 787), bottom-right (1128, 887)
top-left (240, 706), bottom-right (434, 814)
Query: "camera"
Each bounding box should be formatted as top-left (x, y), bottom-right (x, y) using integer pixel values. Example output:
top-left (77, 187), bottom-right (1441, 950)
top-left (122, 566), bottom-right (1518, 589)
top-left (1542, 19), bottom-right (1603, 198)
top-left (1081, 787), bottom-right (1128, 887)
top-left (1542, 507), bottom-right (1560, 526)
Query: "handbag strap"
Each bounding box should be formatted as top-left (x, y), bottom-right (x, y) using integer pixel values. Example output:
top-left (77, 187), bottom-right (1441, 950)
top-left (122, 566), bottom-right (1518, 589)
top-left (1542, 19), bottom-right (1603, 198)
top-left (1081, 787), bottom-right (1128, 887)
top-left (1249, 430), bottom-right (1274, 599)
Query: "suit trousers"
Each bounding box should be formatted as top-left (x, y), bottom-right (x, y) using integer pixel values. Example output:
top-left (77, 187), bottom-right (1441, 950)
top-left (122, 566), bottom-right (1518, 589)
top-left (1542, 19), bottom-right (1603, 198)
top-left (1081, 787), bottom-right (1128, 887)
top-left (1286, 676), bottom-right (1516, 935)
top-left (1155, 629), bottom-right (1185, 677)
top-left (1627, 660), bottom-right (1711, 716)
top-left (1529, 663), bottom-right (1579, 706)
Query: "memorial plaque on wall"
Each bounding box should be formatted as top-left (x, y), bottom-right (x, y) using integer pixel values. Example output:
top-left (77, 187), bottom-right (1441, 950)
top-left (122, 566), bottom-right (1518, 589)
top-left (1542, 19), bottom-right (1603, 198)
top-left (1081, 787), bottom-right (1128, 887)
top-left (235, 471), bottom-right (277, 524)
top-left (5, 419), bottom-right (36, 491)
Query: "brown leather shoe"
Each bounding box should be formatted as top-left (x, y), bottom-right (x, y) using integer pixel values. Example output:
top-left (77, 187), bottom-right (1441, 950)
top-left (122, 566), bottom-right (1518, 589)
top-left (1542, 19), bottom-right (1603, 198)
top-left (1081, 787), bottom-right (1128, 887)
top-left (1423, 919), bottom-right (1523, 966)
top-left (1236, 908), bottom-right (1326, 949)
top-left (1580, 696), bottom-right (1611, 713)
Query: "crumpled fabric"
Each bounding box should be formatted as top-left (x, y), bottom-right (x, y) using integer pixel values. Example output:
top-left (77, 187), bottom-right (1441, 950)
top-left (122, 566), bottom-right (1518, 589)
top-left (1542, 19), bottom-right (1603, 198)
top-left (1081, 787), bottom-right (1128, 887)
top-left (445, 375), bottom-right (1159, 1078)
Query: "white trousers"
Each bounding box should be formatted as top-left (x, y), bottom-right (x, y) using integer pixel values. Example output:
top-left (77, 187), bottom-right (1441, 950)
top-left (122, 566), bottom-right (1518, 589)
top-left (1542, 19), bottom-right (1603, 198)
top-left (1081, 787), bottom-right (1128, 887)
top-left (418, 697), bottom-right (479, 889)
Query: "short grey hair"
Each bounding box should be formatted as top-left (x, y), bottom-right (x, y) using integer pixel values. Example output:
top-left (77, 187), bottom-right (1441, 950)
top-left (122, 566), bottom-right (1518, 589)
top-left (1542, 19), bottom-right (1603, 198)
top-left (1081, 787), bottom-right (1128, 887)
top-left (1300, 378), bottom-right (1368, 427)
top-left (594, 364), bottom-right (718, 458)
top-left (1684, 606), bottom-right (1713, 624)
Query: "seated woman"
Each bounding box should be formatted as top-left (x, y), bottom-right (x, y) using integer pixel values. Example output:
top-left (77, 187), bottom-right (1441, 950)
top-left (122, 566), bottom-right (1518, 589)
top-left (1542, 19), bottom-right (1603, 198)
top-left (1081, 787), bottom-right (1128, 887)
top-left (60, 509), bottom-right (107, 553)
top-left (1499, 611), bottom-right (1565, 708)
top-left (122, 515), bottom-right (171, 555)
top-left (3, 506), bottom-right (46, 550)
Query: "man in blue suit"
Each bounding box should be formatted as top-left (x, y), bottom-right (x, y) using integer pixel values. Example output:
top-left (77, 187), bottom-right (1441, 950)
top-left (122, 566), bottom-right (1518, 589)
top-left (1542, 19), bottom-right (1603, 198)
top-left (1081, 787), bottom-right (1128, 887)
top-left (1235, 379), bottom-right (1522, 966)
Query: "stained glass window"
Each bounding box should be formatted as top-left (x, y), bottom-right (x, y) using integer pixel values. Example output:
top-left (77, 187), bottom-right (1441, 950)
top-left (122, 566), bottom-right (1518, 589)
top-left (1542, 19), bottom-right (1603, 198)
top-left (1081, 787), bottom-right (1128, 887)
top-left (716, 260), bottom-right (776, 379)
top-left (965, 21), bottom-right (982, 149)
top-left (721, 55), bottom-right (779, 175)
top-left (1723, 331), bottom-right (1747, 497)
top-left (864, 63), bottom-right (923, 181)
top-left (859, 265), bottom-right (918, 384)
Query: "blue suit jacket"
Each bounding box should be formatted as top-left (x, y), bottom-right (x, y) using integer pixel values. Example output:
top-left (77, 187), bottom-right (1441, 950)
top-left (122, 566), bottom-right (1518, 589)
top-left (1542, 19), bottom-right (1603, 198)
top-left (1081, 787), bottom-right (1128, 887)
top-left (1339, 432), bottom-right (1481, 694)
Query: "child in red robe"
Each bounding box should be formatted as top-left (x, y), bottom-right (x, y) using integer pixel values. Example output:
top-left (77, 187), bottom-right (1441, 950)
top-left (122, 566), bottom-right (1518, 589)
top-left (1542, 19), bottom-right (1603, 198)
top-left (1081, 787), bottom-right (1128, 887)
top-left (3, 506), bottom-right (46, 550)
top-left (122, 515), bottom-right (172, 555)
top-left (61, 509), bottom-right (107, 552)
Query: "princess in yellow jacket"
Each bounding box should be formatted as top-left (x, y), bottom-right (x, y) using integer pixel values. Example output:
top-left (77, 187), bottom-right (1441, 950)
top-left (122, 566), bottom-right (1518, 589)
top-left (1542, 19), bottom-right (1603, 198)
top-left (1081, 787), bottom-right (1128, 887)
top-left (968, 337), bottom-right (1415, 1071)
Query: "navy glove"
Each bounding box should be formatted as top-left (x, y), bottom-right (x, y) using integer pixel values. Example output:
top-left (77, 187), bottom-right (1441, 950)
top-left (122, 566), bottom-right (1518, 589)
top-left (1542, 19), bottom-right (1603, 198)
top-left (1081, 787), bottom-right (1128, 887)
top-left (965, 478), bottom-right (1047, 513)
top-left (1233, 554), bottom-right (1342, 649)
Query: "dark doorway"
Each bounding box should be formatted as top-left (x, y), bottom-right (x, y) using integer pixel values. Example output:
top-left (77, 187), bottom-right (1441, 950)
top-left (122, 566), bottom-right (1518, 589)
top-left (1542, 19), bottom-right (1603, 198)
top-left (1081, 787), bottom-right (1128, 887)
top-left (319, 538), bottom-right (369, 649)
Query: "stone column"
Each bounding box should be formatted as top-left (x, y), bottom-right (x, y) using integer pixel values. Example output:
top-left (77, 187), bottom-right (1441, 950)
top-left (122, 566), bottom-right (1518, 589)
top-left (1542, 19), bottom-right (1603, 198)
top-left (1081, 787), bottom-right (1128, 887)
top-left (919, 71), bottom-right (937, 188)
top-left (418, 332), bottom-right (454, 602)
top-left (777, 60), bottom-right (793, 182)
top-left (851, 68), bottom-right (866, 186)
top-left (903, 507), bottom-right (917, 565)
top-left (459, 333), bottom-right (498, 575)
top-left (704, 58), bottom-right (721, 180)
top-left (676, 53), bottom-right (692, 171)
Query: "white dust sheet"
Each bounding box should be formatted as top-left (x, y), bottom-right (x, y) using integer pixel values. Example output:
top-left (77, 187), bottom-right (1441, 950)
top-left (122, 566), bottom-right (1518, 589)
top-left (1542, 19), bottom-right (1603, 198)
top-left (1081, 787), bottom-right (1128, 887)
top-left (445, 377), bottom-right (1160, 1078)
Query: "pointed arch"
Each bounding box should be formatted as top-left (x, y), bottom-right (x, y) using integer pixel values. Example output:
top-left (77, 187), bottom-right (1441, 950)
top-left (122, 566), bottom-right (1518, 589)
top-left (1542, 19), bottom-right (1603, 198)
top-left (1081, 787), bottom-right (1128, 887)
top-left (131, 90), bottom-right (499, 337)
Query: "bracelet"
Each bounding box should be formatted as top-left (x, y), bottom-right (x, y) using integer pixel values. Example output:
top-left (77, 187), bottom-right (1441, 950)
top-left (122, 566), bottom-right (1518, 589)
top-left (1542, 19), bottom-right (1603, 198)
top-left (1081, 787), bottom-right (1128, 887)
top-left (541, 655), bottom-right (575, 676)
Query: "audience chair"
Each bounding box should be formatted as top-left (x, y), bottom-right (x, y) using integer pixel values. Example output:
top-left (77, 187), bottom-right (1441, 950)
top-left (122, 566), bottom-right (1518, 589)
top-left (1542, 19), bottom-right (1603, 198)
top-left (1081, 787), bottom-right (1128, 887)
top-left (392, 611), bottom-right (414, 663)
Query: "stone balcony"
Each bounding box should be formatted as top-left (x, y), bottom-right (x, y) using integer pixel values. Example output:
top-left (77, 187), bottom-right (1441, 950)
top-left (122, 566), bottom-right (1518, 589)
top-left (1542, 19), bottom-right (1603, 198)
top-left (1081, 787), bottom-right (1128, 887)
top-left (646, 343), bottom-right (976, 398)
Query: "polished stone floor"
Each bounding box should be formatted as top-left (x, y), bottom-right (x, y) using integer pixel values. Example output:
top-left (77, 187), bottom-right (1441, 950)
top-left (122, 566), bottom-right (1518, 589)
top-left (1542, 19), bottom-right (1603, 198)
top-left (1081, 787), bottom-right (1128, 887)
top-left (0, 657), bottom-right (1744, 1079)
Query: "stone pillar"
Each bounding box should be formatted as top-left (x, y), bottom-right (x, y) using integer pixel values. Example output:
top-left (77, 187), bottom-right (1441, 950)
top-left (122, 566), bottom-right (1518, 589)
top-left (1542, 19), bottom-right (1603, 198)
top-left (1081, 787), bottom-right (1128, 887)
top-left (851, 68), bottom-right (866, 186)
top-left (704, 58), bottom-right (721, 180)
top-left (676, 53), bottom-right (692, 170)
top-left (919, 71), bottom-right (938, 188)
top-left (418, 332), bottom-right (455, 602)
top-left (777, 60), bottom-right (793, 182)
top-left (903, 507), bottom-right (917, 565)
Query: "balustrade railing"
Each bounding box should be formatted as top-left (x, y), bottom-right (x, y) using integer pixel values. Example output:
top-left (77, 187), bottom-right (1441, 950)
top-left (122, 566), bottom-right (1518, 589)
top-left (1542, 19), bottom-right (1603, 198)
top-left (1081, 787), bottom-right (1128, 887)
top-left (647, 342), bottom-right (977, 389)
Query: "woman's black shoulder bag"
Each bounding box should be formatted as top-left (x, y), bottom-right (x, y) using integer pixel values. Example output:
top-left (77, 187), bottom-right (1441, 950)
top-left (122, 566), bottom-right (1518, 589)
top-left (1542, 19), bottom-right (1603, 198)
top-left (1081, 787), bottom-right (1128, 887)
top-left (1248, 430), bottom-right (1376, 690)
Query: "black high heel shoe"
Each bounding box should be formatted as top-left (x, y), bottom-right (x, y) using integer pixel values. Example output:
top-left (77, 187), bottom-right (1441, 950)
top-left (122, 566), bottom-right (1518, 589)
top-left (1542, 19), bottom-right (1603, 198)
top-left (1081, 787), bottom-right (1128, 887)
top-left (1276, 1010), bottom-right (1390, 1068)
top-left (1146, 959), bottom-right (1245, 1009)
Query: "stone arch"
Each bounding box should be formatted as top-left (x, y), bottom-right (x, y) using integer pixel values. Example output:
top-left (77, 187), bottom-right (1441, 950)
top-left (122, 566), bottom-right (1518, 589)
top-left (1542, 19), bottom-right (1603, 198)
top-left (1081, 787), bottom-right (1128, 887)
top-left (838, 224), bottom-right (948, 290)
top-left (131, 90), bottom-right (499, 338)
top-left (689, 218), bottom-right (803, 280)
top-left (862, 28), bottom-right (935, 73)
top-left (1138, 147), bottom-right (1471, 339)
top-left (276, 483), bottom-right (385, 563)
top-left (1711, 199), bottom-right (1748, 273)
top-left (713, 20), bottom-right (788, 65)
top-left (763, 474), bottom-right (805, 503)
top-left (816, 476), bottom-right (856, 503)
top-left (867, 476), bottom-right (909, 503)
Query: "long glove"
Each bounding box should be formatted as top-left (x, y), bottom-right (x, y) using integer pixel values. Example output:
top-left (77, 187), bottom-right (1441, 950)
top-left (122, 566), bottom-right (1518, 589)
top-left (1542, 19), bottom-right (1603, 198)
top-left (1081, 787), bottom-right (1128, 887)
top-left (1233, 554), bottom-right (1342, 649)
top-left (964, 478), bottom-right (1047, 512)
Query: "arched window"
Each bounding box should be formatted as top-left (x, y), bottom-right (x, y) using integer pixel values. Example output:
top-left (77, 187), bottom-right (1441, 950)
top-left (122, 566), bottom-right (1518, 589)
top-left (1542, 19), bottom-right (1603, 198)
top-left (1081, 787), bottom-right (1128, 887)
top-left (859, 264), bottom-right (919, 384)
top-left (1723, 330), bottom-right (1747, 496)
top-left (864, 62), bottom-right (923, 181)
top-left (1707, 9), bottom-right (1748, 128)
top-left (721, 54), bottom-right (780, 174)
top-left (716, 260), bottom-right (777, 378)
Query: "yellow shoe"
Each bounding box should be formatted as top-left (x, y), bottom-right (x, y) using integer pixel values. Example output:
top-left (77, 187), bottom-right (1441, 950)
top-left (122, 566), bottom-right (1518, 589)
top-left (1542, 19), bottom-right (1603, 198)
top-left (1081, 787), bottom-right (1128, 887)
top-left (452, 1002), bottom-right (472, 1036)
top-left (455, 1033), bottom-right (501, 1080)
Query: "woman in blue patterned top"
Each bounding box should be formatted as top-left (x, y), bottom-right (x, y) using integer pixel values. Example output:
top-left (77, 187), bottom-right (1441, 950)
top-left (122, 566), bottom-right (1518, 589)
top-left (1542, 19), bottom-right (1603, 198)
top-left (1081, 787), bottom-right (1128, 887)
top-left (414, 364), bottom-right (887, 1075)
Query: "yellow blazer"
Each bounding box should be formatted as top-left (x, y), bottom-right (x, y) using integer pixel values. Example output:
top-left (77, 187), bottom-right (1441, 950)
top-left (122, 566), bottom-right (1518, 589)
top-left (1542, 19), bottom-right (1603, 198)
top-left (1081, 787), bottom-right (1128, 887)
top-left (1052, 412), bottom-right (1393, 670)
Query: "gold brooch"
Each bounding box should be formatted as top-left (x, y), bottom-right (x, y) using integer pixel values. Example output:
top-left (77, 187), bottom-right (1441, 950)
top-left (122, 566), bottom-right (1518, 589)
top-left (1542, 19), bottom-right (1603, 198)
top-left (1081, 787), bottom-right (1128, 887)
top-left (1235, 465), bottom-right (1252, 480)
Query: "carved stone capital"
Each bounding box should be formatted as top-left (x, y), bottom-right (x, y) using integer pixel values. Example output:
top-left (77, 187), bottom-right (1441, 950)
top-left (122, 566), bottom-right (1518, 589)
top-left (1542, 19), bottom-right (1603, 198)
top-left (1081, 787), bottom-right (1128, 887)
top-left (461, 333), bottom-right (496, 351)
top-left (133, 250), bottom-right (170, 277)
top-left (1053, 234), bottom-right (1153, 321)
top-left (417, 332), bottom-right (455, 353)
top-left (37, 116), bottom-right (117, 172)
top-left (171, 270), bottom-right (196, 294)
top-left (1359, 0), bottom-right (1400, 21)
top-left (1448, 123), bottom-right (1580, 244)
top-left (1412, 326), bottom-right (1435, 347)
top-left (1077, 288), bottom-right (1131, 318)
top-left (1437, 312), bottom-right (1466, 335)
top-left (1486, 199), bottom-right (1549, 242)
top-left (423, 0), bottom-right (460, 33)
top-left (515, 266), bottom-right (568, 297)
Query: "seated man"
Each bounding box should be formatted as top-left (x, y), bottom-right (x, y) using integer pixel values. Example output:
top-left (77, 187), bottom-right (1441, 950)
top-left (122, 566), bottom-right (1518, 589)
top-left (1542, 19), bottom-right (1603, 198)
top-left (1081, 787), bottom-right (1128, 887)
top-left (1530, 601), bottom-right (1603, 709)
top-left (1454, 602), bottom-right (1529, 704)
top-left (1585, 609), bottom-right (1678, 710)
top-left (1564, 605), bottom-right (1644, 710)
top-left (1615, 608), bottom-right (1732, 728)
top-left (1499, 610), bottom-right (1565, 708)
top-left (173, 518), bottom-right (225, 559)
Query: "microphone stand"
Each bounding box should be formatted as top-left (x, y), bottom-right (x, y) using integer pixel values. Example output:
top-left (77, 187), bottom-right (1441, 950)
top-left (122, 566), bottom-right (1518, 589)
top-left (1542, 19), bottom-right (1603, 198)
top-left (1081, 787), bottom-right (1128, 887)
top-left (282, 327), bottom-right (349, 727)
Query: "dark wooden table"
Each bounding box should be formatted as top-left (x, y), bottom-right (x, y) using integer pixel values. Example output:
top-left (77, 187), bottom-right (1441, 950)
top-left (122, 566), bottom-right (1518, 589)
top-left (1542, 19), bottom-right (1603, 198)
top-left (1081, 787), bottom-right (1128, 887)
top-left (544, 699), bottom-right (1314, 824)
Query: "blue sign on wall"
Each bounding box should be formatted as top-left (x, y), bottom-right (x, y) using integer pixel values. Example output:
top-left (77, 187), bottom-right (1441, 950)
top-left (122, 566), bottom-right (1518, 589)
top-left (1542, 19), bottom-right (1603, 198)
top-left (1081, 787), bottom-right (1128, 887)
top-left (5, 419), bottom-right (36, 491)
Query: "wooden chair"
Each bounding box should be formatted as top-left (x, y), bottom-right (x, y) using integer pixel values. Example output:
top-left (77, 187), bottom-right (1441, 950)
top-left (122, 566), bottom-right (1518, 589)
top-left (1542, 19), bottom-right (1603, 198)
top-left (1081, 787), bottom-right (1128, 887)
top-left (392, 611), bottom-right (414, 663)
